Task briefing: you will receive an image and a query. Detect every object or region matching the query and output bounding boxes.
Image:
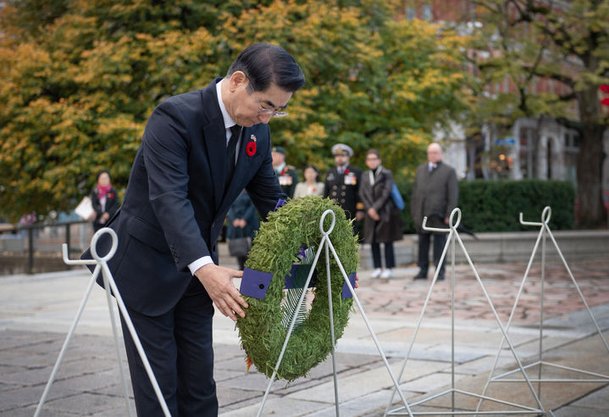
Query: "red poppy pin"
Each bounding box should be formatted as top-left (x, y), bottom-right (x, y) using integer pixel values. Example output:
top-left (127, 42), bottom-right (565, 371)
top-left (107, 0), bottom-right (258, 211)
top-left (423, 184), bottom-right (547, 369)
top-left (344, 168), bottom-right (350, 175)
top-left (246, 134), bottom-right (257, 157)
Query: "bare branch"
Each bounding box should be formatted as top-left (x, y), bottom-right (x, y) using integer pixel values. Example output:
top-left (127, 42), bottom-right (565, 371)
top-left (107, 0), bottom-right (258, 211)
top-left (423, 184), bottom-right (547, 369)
top-left (521, 63), bottom-right (576, 88)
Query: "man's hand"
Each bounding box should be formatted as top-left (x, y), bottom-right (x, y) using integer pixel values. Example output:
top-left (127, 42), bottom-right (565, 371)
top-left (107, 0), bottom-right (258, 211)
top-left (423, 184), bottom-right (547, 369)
top-left (195, 264), bottom-right (248, 321)
top-left (367, 208), bottom-right (380, 221)
top-left (232, 219), bottom-right (246, 228)
top-left (356, 211), bottom-right (365, 221)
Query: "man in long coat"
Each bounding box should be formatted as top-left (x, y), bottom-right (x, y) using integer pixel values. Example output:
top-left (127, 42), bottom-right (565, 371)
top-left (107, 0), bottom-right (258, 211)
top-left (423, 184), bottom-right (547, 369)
top-left (411, 142), bottom-right (458, 280)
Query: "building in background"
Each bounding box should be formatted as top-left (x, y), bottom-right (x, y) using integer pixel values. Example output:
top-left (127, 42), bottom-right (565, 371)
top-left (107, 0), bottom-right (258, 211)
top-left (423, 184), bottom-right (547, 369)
top-left (403, 0), bottom-right (608, 194)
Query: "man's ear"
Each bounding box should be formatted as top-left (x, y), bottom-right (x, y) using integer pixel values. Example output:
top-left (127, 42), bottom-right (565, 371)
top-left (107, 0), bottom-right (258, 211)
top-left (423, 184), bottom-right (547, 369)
top-left (228, 71), bottom-right (248, 92)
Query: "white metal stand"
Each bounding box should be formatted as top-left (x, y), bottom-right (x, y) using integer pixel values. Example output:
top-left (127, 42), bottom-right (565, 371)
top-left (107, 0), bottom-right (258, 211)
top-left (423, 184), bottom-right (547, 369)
top-left (477, 206), bottom-right (609, 414)
top-left (384, 208), bottom-right (547, 416)
top-left (33, 228), bottom-right (172, 417)
top-left (256, 209), bottom-right (414, 417)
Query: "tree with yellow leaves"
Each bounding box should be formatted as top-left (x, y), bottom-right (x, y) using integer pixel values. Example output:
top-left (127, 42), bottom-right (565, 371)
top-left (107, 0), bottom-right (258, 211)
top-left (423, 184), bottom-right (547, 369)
top-left (0, 0), bottom-right (469, 221)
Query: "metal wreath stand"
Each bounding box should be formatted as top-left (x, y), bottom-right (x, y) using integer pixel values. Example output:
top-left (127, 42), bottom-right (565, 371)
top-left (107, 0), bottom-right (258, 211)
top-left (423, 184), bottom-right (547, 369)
top-left (34, 228), bottom-right (171, 417)
top-left (255, 208), bottom-right (414, 417)
top-left (384, 207), bottom-right (547, 416)
top-left (477, 206), bottom-right (609, 415)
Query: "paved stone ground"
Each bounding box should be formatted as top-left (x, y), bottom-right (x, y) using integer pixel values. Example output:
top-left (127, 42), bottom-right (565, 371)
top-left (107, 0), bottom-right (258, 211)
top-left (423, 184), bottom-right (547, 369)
top-left (1, 256), bottom-right (609, 416)
top-left (359, 258), bottom-right (609, 323)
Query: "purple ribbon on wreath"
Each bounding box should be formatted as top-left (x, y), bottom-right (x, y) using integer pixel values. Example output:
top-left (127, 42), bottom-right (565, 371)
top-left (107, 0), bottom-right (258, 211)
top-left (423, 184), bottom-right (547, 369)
top-left (274, 198), bottom-right (287, 211)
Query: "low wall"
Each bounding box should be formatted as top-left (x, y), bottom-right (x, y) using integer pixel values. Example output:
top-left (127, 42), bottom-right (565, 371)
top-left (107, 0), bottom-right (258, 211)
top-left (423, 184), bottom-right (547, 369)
top-left (0, 254), bottom-right (82, 275)
top-left (3, 230), bottom-right (608, 275)
top-left (358, 229), bottom-right (609, 269)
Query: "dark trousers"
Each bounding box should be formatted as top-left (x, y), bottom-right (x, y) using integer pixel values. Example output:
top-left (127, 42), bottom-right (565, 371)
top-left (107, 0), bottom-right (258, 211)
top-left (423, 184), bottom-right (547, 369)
top-left (120, 278), bottom-right (217, 417)
top-left (352, 219), bottom-right (364, 242)
top-left (236, 256), bottom-right (246, 271)
top-left (371, 242), bottom-right (395, 269)
top-left (417, 232), bottom-right (447, 276)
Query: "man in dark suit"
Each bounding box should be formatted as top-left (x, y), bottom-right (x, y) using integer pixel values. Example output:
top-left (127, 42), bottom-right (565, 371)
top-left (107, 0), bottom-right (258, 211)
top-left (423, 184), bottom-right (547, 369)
top-left (84, 43), bottom-right (305, 417)
top-left (411, 142), bottom-right (459, 281)
top-left (323, 143), bottom-right (365, 235)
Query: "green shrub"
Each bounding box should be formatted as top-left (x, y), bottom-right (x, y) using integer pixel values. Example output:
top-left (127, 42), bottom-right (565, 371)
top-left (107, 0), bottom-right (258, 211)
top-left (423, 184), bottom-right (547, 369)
top-left (396, 179), bottom-right (574, 233)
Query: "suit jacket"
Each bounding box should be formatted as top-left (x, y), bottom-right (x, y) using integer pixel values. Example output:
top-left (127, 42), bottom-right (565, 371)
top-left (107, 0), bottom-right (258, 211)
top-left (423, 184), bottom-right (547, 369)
top-left (410, 161), bottom-right (458, 233)
top-left (323, 165), bottom-right (363, 220)
top-left (84, 79), bottom-right (282, 316)
top-left (226, 191), bottom-right (259, 239)
top-left (275, 164), bottom-right (298, 198)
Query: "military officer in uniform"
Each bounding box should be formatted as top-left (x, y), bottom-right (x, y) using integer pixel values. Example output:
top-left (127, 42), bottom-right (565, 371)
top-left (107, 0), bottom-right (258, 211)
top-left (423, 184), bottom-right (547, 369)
top-left (323, 143), bottom-right (365, 236)
top-left (272, 146), bottom-right (298, 198)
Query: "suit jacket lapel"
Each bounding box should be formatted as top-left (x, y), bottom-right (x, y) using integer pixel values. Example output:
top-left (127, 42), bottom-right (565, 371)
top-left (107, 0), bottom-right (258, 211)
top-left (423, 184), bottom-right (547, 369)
top-left (200, 79), bottom-right (227, 210)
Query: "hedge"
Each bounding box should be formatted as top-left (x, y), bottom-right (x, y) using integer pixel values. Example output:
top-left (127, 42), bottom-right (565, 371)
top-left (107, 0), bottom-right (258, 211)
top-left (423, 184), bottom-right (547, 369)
top-left (396, 179), bottom-right (575, 233)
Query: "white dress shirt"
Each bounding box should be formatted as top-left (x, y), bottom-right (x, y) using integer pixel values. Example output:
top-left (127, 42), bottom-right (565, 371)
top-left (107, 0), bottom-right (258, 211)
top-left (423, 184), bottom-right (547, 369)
top-left (188, 79), bottom-right (238, 276)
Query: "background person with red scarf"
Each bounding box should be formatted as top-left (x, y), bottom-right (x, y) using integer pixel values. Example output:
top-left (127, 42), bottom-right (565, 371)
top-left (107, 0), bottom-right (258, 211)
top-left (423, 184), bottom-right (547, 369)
top-left (90, 169), bottom-right (120, 232)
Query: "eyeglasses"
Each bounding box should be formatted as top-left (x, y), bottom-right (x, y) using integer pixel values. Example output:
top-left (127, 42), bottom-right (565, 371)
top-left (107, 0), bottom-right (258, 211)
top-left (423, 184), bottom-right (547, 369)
top-left (257, 103), bottom-right (288, 118)
top-left (243, 72), bottom-right (289, 117)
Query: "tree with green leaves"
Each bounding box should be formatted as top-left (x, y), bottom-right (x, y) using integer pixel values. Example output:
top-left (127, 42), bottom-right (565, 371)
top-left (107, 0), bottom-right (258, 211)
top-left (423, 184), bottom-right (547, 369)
top-left (469, 0), bottom-right (609, 227)
top-left (0, 0), bottom-right (468, 222)
top-left (1, 0), bottom-right (226, 220)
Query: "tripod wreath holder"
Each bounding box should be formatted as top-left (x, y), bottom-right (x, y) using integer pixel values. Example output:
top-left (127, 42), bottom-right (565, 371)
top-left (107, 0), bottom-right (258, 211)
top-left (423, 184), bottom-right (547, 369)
top-left (34, 228), bottom-right (171, 417)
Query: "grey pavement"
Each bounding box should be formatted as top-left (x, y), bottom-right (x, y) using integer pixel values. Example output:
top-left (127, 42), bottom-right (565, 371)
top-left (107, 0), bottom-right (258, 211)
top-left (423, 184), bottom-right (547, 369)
top-left (1, 252), bottom-right (609, 416)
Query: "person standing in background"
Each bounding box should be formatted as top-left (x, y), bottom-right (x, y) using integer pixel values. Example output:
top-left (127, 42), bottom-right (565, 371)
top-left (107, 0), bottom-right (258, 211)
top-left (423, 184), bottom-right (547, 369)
top-left (293, 165), bottom-right (324, 197)
top-left (411, 143), bottom-right (458, 281)
top-left (359, 149), bottom-right (403, 279)
top-left (272, 146), bottom-right (298, 198)
top-left (90, 170), bottom-right (120, 232)
top-left (324, 143), bottom-right (365, 235)
top-left (226, 191), bottom-right (259, 270)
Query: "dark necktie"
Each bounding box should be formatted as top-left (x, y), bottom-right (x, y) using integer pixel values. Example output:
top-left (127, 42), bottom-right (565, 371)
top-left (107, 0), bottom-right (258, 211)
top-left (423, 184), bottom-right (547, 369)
top-left (226, 125), bottom-right (241, 188)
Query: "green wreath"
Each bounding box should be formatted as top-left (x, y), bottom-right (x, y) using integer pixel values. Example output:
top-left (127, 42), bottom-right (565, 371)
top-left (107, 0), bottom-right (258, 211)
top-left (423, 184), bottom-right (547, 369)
top-left (236, 196), bottom-right (359, 381)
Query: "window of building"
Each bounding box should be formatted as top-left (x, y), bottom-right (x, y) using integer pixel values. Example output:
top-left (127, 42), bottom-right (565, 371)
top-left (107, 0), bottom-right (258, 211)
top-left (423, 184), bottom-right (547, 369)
top-left (519, 126), bottom-right (536, 179)
top-left (422, 4), bottom-right (433, 21)
top-left (406, 7), bottom-right (416, 20)
top-left (546, 139), bottom-right (553, 179)
top-left (564, 131), bottom-right (579, 184)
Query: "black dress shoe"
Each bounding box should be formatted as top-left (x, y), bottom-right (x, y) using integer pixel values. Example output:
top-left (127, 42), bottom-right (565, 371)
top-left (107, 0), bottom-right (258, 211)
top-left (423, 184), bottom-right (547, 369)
top-left (436, 274), bottom-right (445, 281)
top-left (413, 271), bottom-right (427, 280)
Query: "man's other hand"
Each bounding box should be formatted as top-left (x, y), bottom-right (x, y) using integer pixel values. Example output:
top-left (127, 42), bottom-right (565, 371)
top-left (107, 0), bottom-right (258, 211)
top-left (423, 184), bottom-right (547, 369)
top-left (195, 264), bottom-right (247, 321)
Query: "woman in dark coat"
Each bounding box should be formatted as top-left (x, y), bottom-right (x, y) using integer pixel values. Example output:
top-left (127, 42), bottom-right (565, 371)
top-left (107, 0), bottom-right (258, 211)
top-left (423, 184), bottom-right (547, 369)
top-left (226, 190), bottom-right (260, 270)
top-left (359, 149), bottom-right (403, 279)
top-left (90, 170), bottom-right (120, 232)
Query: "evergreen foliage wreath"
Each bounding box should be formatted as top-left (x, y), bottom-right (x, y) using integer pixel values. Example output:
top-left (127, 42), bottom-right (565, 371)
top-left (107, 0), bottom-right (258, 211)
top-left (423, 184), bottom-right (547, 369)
top-left (236, 196), bottom-right (359, 381)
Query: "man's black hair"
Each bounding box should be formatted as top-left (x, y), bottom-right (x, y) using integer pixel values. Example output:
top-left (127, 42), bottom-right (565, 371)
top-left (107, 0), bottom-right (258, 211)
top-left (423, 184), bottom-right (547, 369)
top-left (227, 43), bottom-right (305, 93)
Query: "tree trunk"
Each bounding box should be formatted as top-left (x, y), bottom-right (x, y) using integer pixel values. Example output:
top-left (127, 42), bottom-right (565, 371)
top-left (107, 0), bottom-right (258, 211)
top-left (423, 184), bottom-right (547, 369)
top-left (575, 89), bottom-right (606, 227)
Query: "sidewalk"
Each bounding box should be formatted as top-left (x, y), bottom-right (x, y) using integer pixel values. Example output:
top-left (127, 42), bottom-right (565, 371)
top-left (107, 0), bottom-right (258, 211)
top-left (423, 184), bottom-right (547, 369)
top-left (1, 257), bottom-right (609, 416)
